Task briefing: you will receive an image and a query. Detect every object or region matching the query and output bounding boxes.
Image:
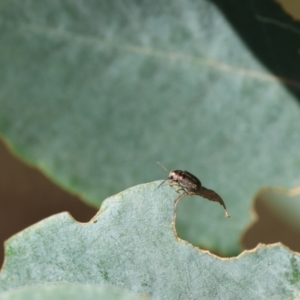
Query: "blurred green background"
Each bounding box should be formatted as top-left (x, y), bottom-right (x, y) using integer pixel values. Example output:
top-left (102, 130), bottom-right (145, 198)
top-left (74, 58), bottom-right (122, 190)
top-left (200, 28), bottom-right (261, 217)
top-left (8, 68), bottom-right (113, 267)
top-left (0, 1), bottom-right (300, 264)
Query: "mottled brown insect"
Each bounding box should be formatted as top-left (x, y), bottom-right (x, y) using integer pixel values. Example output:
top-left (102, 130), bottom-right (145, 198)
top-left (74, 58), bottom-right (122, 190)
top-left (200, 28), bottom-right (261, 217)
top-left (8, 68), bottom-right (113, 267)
top-left (157, 162), bottom-right (230, 218)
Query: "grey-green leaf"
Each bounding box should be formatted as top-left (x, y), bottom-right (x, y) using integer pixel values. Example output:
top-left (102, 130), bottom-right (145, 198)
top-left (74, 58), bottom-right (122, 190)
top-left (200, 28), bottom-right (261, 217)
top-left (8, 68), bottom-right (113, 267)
top-left (1, 0), bottom-right (300, 255)
top-left (0, 284), bottom-right (143, 300)
top-left (1, 182), bottom-right (300, 299)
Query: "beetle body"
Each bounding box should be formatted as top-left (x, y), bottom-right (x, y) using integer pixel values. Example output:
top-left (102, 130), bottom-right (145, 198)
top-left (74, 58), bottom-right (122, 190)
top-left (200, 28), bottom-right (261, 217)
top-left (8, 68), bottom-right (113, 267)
top-left (157, 163), bottom-right (230, 218)
top-left (168, 170), bottom-right (202, 194)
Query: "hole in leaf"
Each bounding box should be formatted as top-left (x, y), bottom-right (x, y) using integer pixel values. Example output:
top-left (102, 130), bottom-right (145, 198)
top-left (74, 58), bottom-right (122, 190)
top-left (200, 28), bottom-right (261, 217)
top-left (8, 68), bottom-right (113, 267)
top-left (0, 139), bottom-right (97, 268)
top-left (242, 190), bottom-right (300, 253)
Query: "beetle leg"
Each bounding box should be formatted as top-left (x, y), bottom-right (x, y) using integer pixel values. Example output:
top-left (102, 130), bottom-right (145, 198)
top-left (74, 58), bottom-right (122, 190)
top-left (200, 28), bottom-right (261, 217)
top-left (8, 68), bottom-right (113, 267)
top-left (175, 186), bottom-right (185, 193)
top-left (174, 192), bottom-right (187, 206)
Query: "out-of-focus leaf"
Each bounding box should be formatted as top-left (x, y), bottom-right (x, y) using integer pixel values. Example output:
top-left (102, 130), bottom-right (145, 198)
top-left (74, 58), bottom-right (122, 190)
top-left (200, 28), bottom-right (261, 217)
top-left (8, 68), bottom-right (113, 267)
top-left (1, 0), bottom-right (300, 255)
top-left (212, 0), bottom-right (300, 87)
top-left (0, 283), bottom-right (143, 300)
top-left (1, 183), bottom-right (300, 299)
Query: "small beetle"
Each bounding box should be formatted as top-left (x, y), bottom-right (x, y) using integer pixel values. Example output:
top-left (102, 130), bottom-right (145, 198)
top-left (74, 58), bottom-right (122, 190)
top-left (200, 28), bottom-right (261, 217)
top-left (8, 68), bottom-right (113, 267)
top-left (157, 162), bottom-right (230, 218)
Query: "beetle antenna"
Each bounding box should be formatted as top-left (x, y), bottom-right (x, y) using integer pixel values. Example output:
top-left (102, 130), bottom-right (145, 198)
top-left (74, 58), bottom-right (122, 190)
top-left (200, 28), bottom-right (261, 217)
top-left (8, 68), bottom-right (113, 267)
top-left (157, 178), bottom-right (168, 189)
top-left (157, 162), bottom-right (169, 189)
top-left (157, 161), bottom-right (168, 172)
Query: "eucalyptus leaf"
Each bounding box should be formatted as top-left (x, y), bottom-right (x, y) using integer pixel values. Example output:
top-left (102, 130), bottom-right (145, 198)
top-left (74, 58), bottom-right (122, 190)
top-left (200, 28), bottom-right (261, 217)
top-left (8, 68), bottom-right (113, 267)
top-left (1, 0), bottom-right (300, 255)
top-left (0, 283), bottom-right (143, 300)
top-left (1, 183), bottom-right (300, 299)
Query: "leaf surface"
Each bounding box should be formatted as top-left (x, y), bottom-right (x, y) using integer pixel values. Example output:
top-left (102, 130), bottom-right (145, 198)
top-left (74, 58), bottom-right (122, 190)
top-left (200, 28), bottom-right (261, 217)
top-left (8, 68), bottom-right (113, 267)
top-left (0, 284), bottom-right (142, 300)
top-left (1, 183), bottom-right (300, 299)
